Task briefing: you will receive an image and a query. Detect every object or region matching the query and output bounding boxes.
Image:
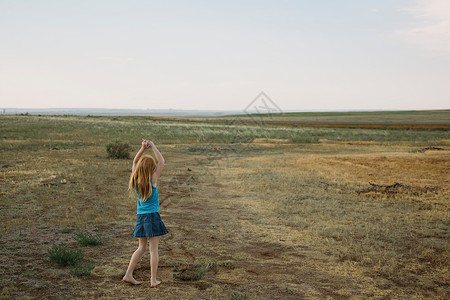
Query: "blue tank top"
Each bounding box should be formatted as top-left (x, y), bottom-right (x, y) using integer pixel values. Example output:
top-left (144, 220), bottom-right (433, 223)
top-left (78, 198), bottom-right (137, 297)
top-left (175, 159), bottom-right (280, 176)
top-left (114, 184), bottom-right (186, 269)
top-left (136, 179), bottom-right (159, 214)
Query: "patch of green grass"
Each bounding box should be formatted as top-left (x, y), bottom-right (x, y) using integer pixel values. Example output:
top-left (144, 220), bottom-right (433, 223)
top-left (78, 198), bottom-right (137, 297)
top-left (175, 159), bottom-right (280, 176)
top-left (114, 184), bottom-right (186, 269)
top-left (47, 243), bottom-right (83, 266)
top-left (173, 267), bottom-right (206, 281)
top-left (285, 286), bottom-right (296, 294)
top-left (72, 228), bottom-right (103, 246)
top-left (59, 227), bottom-right (73, 234)
top-left (207, 109), bottom-right (450, 123)
top-left (19, 269), bottom-right (35, 277)
top-left (1, 115), bottom-right (448, 150)
top-left (230, 292), bottom-right (247, 300)
top-left (69, 260), bottom-right (95, 276)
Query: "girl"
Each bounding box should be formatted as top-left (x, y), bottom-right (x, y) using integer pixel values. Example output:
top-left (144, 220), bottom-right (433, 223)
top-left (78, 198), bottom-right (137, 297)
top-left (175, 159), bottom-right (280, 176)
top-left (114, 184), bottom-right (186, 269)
top-left (122, 139), bottom-right (168, 287)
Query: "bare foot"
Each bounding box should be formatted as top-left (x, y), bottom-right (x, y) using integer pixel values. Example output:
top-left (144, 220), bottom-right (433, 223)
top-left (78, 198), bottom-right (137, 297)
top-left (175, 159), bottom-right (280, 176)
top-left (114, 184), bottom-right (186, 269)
top-left (150, 280), bottom-right (161, 288)
top-left (122, 276), bottom-right (143, 285)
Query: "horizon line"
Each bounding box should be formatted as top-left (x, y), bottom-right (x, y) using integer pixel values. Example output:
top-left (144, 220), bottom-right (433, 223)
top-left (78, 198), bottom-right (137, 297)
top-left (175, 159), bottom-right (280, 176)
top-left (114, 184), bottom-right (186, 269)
top-left (2, 107), bottom-right (449, 113)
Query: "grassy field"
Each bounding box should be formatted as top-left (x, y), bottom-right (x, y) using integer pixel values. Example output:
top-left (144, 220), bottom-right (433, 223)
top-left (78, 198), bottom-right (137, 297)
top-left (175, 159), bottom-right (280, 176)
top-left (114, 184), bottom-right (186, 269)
top-left (200, 109), bottom-right (450, 123)
top-left (0, 113), bottom-right (449, 299)
top-left (193, 109), bottom-right (450, 129)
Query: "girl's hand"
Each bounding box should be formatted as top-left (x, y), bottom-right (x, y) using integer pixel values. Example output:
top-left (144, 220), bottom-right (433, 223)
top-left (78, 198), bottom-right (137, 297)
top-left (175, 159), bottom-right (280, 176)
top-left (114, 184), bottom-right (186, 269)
top-left (141, 139), bottom-right (150, 149)
top-left (148, 141), bottom-right (155, 148)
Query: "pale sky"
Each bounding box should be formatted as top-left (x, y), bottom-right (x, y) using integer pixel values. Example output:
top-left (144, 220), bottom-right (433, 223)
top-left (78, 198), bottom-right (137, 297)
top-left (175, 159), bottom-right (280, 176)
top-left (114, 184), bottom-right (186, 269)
top-left (1, 0), bottom-right (449, 111)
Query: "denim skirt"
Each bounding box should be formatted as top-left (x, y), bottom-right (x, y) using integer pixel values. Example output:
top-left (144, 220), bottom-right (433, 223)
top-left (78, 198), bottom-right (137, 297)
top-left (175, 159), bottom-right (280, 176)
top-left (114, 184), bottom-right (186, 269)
top-left (132, 212), bottom-right (168, 238)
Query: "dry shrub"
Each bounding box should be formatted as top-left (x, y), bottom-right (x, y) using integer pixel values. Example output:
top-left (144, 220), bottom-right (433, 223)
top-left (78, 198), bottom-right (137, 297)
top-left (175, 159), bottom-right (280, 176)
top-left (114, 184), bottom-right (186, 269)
top-left (105, 141), bottom-right (130, 159)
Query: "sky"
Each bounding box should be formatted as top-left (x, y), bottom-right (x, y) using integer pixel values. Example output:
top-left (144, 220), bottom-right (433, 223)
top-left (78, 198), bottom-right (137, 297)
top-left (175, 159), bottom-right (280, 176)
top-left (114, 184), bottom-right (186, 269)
top-left (1, 0), bottom-right (449, 112)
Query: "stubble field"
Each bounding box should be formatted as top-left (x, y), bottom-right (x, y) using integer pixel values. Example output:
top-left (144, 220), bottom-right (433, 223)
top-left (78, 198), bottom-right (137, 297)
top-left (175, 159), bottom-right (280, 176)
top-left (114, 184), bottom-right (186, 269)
top-left (0, 114), bottom-right (449, 299)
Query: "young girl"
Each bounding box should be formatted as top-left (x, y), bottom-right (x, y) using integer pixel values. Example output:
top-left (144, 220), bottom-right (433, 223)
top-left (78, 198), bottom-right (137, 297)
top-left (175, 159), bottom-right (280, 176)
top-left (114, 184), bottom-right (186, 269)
top-left (122, 139), bottom-right (168, 287)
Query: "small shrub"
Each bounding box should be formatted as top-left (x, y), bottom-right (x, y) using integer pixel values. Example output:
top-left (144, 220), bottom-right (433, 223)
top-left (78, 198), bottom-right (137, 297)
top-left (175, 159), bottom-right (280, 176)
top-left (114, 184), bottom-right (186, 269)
top-left (194, 257), bottom-right (214, 270)
top-left (230, 292), bottom-right (247, 300)
top-left (59, 227), bottom-right (73, 234)
top-left (47, 243), bottom-right (83, 266)
top-left (173, 267), bottom-right (205, 281)
top-left (172, 257), bottom-right (234, 281)
top-left (285, 286), bottom-right (296, 294)
top-left (72, 229), bottom-right (103, 246)
top-left (215, 260), bottom-right (234, 268)
top-left (106, 141), bottom-right (130, 159)
top-left (69, 260), bottom-right (95, 276)
top-left (173, 257), bottom-right (220, 281)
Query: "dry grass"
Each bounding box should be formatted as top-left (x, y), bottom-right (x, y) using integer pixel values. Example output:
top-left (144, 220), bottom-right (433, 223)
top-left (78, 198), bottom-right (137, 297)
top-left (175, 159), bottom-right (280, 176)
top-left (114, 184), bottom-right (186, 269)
top-left (214, 141), bottom-right (449, 298)
top-left (0, 116), bottom-right (449, 299)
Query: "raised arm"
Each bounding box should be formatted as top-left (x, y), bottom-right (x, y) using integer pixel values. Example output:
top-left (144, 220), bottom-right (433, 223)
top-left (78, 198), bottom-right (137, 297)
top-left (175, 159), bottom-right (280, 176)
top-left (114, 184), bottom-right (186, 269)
top-left (132, 139), bottom-right (149, 172)
top-left (149, 141), bottom-right (165, 180)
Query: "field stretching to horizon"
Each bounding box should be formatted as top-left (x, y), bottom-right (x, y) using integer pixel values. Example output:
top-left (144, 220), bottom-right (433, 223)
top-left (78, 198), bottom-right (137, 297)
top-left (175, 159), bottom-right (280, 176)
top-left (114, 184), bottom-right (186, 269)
top-left (1, 111), bottom-right (449, 299)
top-left (200, 109), bottom-right (450, 123)
top-left (192, 109), bottom-right (450, 130)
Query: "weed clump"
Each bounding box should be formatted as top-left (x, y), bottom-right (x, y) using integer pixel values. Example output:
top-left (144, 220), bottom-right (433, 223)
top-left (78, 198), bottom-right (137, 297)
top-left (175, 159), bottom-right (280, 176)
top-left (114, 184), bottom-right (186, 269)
top-left (72, 229), bottom-right (103, 246)
top-left (173, 267), bottom-right (206, 281)
top-left (106, 141), bottom-right (130, 159)
top-left (69, 260), bottom-right (95, 276)
top-left (59, 227), bottom-right (73, 234)
top-left (47, 243), bottom-right (83, 266)
top-left (172, 257), bottom-right (233, 281)
top-left (47, 243), bottom-right (95, 276)
top-left (172, 257), bottom-right (213, 281)
top-left (230, 292), bottom-right (247, 300)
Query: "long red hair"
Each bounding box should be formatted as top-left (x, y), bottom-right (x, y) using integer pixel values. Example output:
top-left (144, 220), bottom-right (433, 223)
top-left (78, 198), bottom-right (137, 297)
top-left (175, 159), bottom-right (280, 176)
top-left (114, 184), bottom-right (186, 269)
top-left (129, 155), bottom-right (156, 202)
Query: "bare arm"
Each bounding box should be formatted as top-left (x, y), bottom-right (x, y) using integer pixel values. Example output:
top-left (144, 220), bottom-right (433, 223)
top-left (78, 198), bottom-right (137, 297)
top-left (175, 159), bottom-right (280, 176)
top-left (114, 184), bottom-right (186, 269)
top-left (132, 139), bottom-right (149, 172)
top-left (149, 141), bottom-right (165, 180)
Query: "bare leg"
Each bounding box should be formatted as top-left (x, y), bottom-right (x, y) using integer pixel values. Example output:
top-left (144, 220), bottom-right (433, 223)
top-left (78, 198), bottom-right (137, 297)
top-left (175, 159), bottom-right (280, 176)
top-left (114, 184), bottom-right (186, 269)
top-left (149, 236), bottom-right (161, 287)
top-left (123, 238), bottom-right (148, 285)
